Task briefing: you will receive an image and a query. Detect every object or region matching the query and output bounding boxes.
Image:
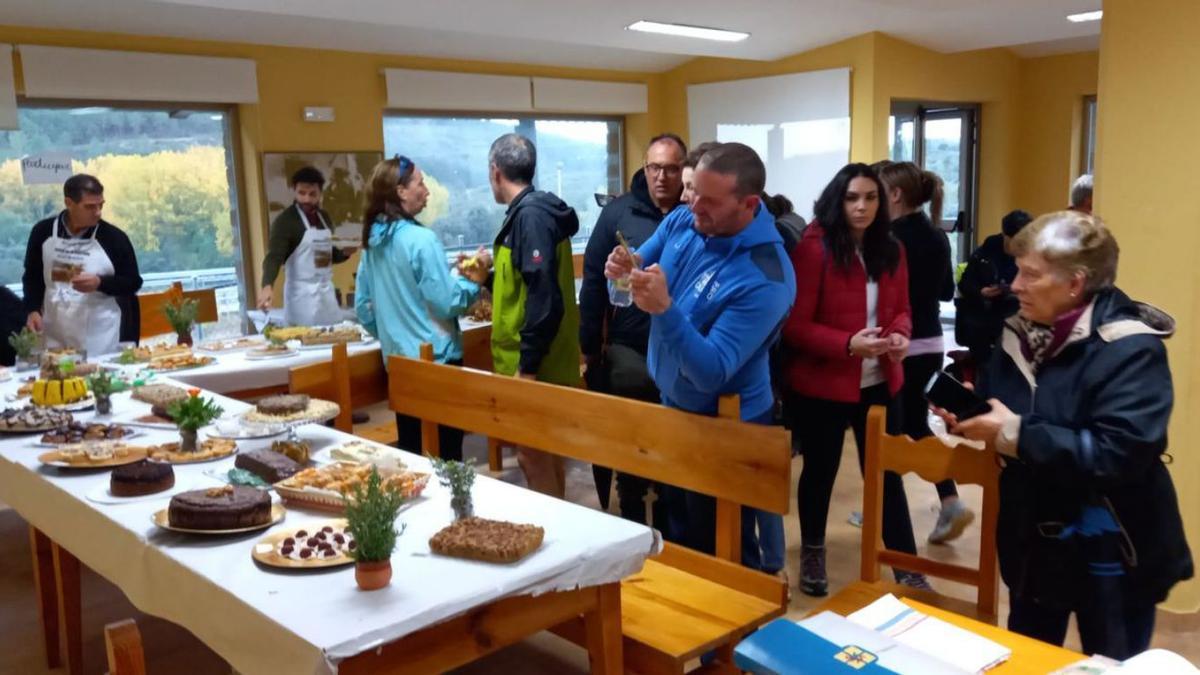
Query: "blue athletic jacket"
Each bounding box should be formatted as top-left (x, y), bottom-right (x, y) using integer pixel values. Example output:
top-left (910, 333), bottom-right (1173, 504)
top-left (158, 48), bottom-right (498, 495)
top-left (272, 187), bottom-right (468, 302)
top-left (637, 203), bottom-right (796, 420)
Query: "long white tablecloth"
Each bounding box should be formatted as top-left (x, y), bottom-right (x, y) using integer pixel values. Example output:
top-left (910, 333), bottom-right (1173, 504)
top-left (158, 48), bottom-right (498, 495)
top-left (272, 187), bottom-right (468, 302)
top-left (0, 378), bottom-right (655, 674)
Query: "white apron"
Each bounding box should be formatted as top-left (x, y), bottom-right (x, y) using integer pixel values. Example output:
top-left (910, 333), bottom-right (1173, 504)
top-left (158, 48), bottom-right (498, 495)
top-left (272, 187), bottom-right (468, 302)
top-left (41, 214), bottom-right (122, 356)
top-left (283, 204), bottom-right (342, 326)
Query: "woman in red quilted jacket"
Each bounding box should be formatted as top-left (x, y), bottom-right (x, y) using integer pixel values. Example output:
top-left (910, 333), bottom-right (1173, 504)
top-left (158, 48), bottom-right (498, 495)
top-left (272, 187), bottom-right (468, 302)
top-left (782, 163), bottom-right (926, 597)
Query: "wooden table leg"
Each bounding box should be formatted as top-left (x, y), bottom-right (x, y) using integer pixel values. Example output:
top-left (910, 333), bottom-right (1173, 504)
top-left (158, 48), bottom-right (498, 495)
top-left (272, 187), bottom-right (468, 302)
top-left (52, 541), bottom-right (83, 675)
top-left (28, 526), bottom-right (61, 668)
top-left (487, 437), bottom-right (504, 472)
top-left (583, 582), bottom-right (622, 675)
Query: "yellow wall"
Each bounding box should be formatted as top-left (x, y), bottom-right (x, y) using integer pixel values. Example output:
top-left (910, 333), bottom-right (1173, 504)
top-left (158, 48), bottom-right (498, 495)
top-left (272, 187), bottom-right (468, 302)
top-left (1014, 51), bottom-right (1099, 215)
top-left (0, 24), bottom-right (665, 296)
top-left (1095, 0), bottom-right (1200, 612)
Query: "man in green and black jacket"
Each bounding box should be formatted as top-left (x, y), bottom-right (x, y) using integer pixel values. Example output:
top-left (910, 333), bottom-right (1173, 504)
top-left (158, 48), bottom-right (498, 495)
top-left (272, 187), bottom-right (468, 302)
top-left (488, 133), bottom-right (580, 497)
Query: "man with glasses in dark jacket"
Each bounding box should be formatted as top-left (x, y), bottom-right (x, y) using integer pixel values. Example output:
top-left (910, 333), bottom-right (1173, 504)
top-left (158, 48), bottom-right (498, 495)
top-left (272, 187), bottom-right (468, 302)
top-left (580, 133), bottom-right (686, 526)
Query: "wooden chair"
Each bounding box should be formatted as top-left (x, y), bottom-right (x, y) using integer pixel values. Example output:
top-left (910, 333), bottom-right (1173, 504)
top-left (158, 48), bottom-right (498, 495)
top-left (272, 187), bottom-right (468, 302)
top-left (137, 281), bottom-right (219, 340)
top-left (104, 619), bottom-right (146, 675)
top-left (835, 405), bottom-right (1001, 622)
top-left (387, 347), bottom-right (792, 674)
top-left (288, 342), bottom-right (388, 434)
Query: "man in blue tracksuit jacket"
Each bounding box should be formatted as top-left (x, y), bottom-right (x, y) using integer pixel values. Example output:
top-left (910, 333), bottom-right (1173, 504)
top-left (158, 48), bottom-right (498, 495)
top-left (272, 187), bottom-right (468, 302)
top-left (606, 142), bottom-right (795, 567)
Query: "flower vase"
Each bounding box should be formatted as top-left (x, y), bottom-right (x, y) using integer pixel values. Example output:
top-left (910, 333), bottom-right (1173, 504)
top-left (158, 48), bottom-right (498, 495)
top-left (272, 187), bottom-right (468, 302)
top-left (179, 428), bottom-right (198, 453)
top-left (451, 494), bottom-right (473, 521)
top-left (94, 394), bottom-right (113, 416)
top-left (355, 560), bottom-right (392, 590)
top-left (176, 330), bottom-right (194, 347)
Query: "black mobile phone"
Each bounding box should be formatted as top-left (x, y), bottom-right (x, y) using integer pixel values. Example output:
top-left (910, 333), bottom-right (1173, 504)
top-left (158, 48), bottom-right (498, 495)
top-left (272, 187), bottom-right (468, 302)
top-left (925, 371), bottom-right (992, 421)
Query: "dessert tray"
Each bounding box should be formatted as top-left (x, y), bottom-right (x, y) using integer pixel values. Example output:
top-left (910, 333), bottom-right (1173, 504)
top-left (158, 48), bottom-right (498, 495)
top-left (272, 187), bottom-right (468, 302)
top-left (38, 423), bottom-right (139, 447)
top-left (85, 477), bottom-right (195, 505)
top-left (147, 438), bottom-right (238, 465)
top-left (274, 463), bottom-right (429, 514)
top-left (147, 353), bottom-right (215, 372)
top-left (0, 407), bottom-right (75, 434)
top-left (196, 337), bottom-right (263, 353)
top-left (428, 517), bottom-right (545, 564)
top-left (244, 345), bottom-right (298, 360)
top-left (240, 399), bottom-right (340, 426)
top-left (38, 442), bottom-right (149, 469)
top-left (207, 419), bottom-right (288, 440)
top-left (251, 520), bottom-right (357, 569)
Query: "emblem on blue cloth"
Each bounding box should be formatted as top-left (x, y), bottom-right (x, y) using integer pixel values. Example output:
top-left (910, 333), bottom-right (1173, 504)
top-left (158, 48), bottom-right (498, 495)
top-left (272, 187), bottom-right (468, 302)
top-left (834, 645), bottom-right (877, 669)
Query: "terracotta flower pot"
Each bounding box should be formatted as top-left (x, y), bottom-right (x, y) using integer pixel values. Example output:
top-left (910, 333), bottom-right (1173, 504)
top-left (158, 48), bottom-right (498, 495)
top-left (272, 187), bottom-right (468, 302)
top-left (355, 559), bottom-right (392, 591)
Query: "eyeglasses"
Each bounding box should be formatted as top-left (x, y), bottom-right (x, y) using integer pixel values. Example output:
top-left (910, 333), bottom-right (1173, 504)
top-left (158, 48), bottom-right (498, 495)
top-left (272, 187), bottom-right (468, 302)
top-left (645, 163), bottom-right (682, 177)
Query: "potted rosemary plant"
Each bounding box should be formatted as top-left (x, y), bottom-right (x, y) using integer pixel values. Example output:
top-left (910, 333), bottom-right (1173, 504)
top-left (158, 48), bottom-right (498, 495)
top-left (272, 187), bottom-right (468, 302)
top-left (344, 467), bottom-right (406, 590)
top-left (8, 327), bottom-right (40, 371)
top-left (86, 369), bottom-right (124, 416)
top-left (163, 289), bottom-right (200, 346)
top-left (433, 458), bottom-right (476, 521)
top-left (166, 389), bottom-right (223, 452)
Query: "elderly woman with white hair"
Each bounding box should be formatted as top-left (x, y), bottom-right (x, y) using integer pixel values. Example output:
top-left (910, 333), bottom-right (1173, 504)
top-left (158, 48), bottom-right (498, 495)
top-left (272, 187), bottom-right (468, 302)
top-left (936, 211), bottom-right (1192, 659)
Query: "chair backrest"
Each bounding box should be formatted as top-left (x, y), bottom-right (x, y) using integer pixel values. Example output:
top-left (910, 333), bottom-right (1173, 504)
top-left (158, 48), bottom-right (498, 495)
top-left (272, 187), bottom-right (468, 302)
top-left (861, 405), bottom-right (1000, 618)
top-left (573, 252), bottom-right (585, 279)
top-left (137, 281), bottom-right (219, 339)
top-left (289, 342), bottom-right (389, 432)
top-left (104, 619), bottom-right (146, 675)
top-left (387, 346), bottom-right (792, 564)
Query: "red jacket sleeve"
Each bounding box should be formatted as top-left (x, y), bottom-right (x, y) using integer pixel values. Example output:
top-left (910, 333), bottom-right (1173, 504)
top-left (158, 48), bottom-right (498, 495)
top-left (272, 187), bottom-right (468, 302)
top-left (783, 236), bottom-right (856, 360)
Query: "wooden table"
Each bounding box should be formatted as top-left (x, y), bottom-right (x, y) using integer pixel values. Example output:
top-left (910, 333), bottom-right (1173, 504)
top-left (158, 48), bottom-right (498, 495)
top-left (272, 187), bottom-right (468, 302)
top-left (815, 581), bottom-right (1082, 674)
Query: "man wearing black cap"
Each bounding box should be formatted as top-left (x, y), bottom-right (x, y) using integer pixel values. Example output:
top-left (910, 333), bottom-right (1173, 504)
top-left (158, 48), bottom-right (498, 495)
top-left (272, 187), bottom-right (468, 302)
top-left (955, 209), bottom-right (1034, 364)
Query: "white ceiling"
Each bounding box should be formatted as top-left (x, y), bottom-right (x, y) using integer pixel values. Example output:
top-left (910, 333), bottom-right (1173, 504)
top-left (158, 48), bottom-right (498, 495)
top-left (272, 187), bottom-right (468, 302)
top-left (5, 0), bottom-right (1103, 72)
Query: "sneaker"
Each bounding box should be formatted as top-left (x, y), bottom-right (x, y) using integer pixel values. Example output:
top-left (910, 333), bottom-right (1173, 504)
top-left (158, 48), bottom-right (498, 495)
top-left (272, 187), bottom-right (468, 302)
top-left (848, 511), bottom-right (863, 528)
top-left (894, 570), bottom-right (934, 591)
top-left (800, 545), bottom-right (828, 597)
top-left (928, 499), bottom-right (976, 544)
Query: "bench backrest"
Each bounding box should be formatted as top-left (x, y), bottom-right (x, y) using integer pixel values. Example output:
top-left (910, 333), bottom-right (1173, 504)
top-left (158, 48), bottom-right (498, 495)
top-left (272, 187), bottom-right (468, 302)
top-left (289, 342), bottom-right (389, 432)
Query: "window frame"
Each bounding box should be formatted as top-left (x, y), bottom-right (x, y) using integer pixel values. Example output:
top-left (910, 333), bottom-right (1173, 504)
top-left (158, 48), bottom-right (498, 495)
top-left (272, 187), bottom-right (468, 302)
top-left (381, 108), bottom-right (626, 253)
top-left (7, 97), bottom-right (254, 314)
top-left (1081, 95), bottom-right (1098, 177)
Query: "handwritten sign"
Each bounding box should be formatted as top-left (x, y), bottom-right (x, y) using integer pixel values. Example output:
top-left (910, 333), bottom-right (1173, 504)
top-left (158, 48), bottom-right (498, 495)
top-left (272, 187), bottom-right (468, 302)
top-left (21, 152), bottom-right (74, 185)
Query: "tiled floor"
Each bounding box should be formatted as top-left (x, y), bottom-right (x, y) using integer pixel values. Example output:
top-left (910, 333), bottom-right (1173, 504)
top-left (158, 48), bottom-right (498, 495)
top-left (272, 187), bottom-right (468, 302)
top-left (1, 414), bottom-right (1196, 674)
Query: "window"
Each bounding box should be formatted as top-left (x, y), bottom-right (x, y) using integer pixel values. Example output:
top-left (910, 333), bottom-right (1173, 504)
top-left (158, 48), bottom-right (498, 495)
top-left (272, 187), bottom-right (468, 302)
top-left (382, 114), bottom-right (622, 252)
top-left (0, 104), bottom-right (246, 337)
top-left (1081, 95), bottom-right (1098, 176)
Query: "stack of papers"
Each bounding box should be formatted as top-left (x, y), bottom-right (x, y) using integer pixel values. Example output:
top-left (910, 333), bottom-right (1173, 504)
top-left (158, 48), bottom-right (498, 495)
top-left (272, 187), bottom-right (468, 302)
top-left (1052, 649), bottom-right (1198, 674)
top-left (848, 594), bottom-right (1012, 673)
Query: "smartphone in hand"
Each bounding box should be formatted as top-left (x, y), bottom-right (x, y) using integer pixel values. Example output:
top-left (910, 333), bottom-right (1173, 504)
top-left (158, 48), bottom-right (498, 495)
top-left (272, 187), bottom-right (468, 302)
top-left (925, 371), bottom-right (993, 420)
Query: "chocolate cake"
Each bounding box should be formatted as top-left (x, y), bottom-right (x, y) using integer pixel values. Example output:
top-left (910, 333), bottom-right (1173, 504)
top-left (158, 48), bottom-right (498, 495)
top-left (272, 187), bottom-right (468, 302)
top-left (255, 394), bottom-right (310, 417)
top-left (235, 449), bottom-right (301, 484)
top-left (110, 460), bottom-right (175, 497)
top-left (168, 485), bottom-right (271, 530)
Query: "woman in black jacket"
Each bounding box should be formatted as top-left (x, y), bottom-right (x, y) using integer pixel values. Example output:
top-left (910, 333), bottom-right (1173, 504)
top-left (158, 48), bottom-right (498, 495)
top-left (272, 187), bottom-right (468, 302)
top-left (875, 160), bottom-right (973, 544)
top-left (935, 211), bottom-right (1192, 659)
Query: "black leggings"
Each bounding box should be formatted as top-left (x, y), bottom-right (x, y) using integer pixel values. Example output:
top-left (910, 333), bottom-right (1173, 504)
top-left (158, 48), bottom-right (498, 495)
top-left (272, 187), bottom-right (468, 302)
top-left (791, 384), bottom-right (917, 554)
top-left (900, 352), bottom-right (958, 501)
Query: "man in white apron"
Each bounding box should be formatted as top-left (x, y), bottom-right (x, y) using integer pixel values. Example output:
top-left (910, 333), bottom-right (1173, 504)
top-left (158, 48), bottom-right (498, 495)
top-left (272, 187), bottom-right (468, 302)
top-left (257, 166), bottom-right (356, 326)
top-left (22, 174), bottom-right (143, 357)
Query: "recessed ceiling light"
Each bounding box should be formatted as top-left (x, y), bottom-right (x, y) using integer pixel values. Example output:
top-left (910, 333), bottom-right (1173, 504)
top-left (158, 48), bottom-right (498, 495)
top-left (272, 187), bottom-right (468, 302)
top-left (626, 20), bottom-right (749, 43)
top-left (1067, 10), bottom-right (1103, 22)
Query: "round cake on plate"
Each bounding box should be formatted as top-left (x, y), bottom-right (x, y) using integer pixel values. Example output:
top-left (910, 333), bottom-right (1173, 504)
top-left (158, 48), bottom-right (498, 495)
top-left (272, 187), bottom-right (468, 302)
top-left (110, 459), bottom-right (175, 497)
top-left (168, 485), bottom-right (271, 530)
top-left (255, 394), bottom-right (310, 417)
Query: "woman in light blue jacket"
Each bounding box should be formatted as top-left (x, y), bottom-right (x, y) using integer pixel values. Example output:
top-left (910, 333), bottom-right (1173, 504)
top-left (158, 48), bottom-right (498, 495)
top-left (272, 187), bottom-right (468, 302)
top-left (355, 155), bottom-right (490, 460)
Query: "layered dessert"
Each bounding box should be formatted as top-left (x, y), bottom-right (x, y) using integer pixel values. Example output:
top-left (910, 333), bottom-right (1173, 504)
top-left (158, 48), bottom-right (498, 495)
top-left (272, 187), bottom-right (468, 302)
top-left (235, 449), bottom-right (301, 484)
top-left (256, 394), bottom-right (310, 417)
top-left (168, 485), bottom-right (271, 530)
top-left (429, 517), bottom-right (544, 564)
top-left (110, 459), bottom-right (175, 496)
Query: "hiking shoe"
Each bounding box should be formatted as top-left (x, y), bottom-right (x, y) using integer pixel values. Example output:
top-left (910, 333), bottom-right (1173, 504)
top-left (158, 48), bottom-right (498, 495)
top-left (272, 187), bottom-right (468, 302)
top-left (800, 545), bottom-right (828, 597)
top-left (928, 499), bottom-right (976, 544)
top-left (894, 570), bottom-right (934, 591)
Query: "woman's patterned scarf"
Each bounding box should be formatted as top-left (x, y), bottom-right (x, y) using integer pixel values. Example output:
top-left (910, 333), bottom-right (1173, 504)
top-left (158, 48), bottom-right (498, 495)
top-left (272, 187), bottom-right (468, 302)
top-left (1016, 303), bottom-right (1089, 372)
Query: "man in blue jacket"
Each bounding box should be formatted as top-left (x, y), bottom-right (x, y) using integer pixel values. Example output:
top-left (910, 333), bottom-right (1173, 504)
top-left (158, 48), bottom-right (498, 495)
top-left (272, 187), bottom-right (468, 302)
top-left (605, 142), bottom-right (796, 567)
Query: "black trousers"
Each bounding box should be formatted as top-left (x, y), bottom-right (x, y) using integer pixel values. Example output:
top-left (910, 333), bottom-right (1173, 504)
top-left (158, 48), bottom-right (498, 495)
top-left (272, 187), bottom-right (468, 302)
top-left (791, 384), bottom-right (918, 555)
top-left (900, 352), bottom-right (957, 501)
top-left (1008, 593), bottom-right (1155, 660)
top-left (394, 358), bottom-right (464, 462)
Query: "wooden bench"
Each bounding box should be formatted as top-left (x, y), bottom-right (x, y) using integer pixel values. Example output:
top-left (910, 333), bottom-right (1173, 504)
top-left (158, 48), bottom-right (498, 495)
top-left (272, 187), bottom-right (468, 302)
top-left (137, 281), bottom-right (218, 340)
top-left (387, 350), bottom-right (791, 673)
top-left (830, 405), bottom-right (1001, 624)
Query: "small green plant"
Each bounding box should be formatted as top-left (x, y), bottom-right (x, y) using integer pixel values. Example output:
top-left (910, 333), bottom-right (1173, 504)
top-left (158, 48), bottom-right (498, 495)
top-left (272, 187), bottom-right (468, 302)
top-left (433, 459), bottom-right (476, 520)
top-left (163, 295), bottom-right (199, 336)
top-left (117, 348), bottom-right (140, 365)
top-left (343, 467), bottom-right (407, 563)
top-left (166, 389), bottom-right (224, 432)
top-left (86, 370), bottom-right (125, 397)
top-left (8, 327), bottom-right (39, 361)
